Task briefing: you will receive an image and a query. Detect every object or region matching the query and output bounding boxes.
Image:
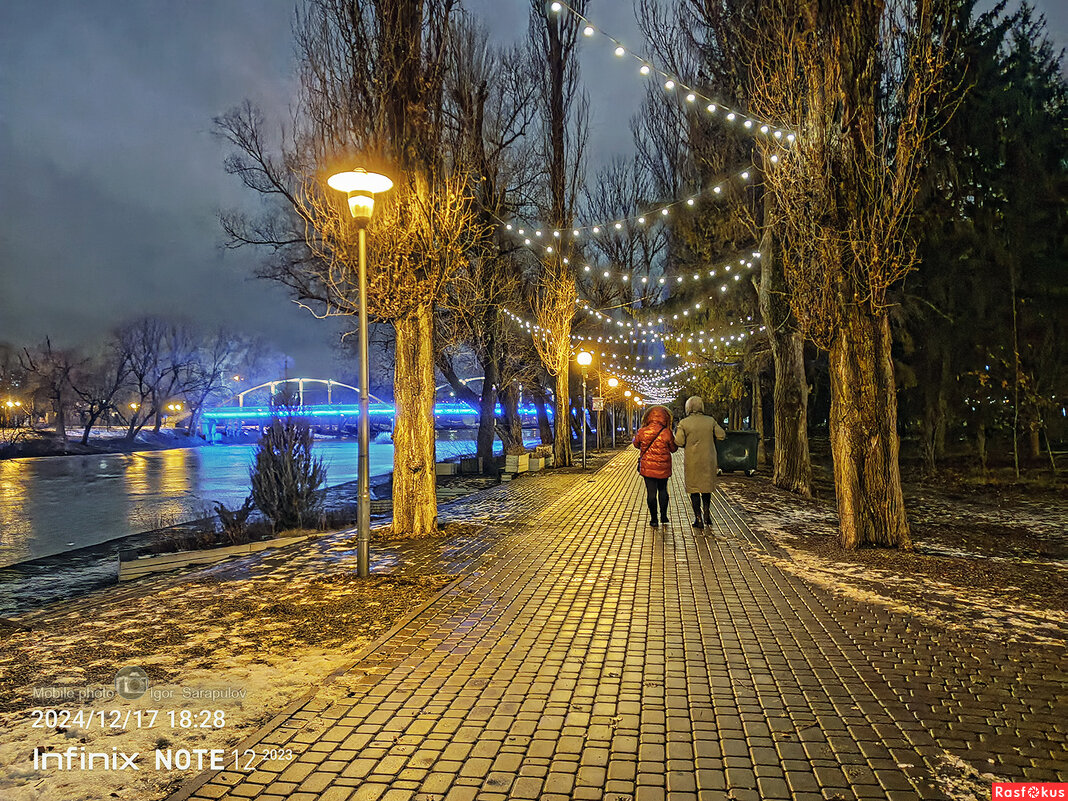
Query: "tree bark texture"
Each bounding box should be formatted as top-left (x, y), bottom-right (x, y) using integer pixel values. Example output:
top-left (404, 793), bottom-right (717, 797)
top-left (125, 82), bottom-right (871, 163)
top-left (531, 383), bottom-right (553, 446)
top-left (751, 370), bottom-right (766, 465)
top-left (553, 365), bottom-right (572, 467)
top-left (392, 304), bottom-right (438, 537)
top-left (758, 215), bottom-right (812, 497)
top-left (476, 357), bottom-right (498, 466)
top-left (829, 310), bottom-right (912, 550)
top-left (500, 383), bottom-right (524, 453)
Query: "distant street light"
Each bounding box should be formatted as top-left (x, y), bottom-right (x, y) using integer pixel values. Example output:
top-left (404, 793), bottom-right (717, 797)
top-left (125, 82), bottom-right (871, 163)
top-left (328, 166), bottom-right (393, 578)
top-left (607, 377), bottom-right (619, 448)
top-left (576, 351), bottom-right (593, 469)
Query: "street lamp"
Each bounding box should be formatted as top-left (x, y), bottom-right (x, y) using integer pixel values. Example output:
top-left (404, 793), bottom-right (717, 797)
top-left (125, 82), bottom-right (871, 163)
top-left (607, 377), bottom-right (619, 448)
top-left (576, 351), bottom-right (593, 469)
top-left (328, 166), bottom-right (393, 578)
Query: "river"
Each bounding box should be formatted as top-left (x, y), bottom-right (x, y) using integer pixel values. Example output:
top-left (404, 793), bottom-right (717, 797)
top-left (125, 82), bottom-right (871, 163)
top-left (0, 432), bottom-right (506, 570)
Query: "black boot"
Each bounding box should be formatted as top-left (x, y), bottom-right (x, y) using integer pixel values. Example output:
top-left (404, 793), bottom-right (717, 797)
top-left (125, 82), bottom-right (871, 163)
top-left (702, 494), bottom-right (713, 526)
top-left (691, 495), bottom-right (704, 529)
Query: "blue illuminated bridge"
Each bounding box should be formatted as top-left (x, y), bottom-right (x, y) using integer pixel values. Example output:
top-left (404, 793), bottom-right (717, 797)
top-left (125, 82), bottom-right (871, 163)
top-left (201, 377), bottom-right (546, 432)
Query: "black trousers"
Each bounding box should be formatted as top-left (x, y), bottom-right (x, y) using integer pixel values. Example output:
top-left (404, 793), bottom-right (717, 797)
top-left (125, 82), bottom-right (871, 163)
top-left (643, 476), bottom-right (669, 521)
top-left (690, 492), bottom-right (712, 520)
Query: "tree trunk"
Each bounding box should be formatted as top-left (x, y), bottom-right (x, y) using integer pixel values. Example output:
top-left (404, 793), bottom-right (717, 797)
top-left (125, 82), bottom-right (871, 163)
top-left (553, 363), bottom-right (572, 467)
top-left (54, 393), bottom-right (67, 443)
top-left (976, 422), bottom-right (987, 472)
top-left (530, 383), bottom-right (553, 446)
top-left (829, 309), bottom-right (911, 549)
top-left (757, 199), bottom-right (812, 497)
top-left (934, 347), bottom-right (950, 461)
top-left (500, 383), bottom-right (524, 453)
top-left (1028, 428), bottom-right (1041, 460)
top-left (476, 358), bottom-right (498, 467)
top-left (752, 370), bottom-right (766, 464)
top-left (392, 304), bottom-right (438, 537)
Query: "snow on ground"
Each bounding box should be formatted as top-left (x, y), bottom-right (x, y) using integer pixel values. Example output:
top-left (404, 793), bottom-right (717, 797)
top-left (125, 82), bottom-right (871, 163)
top-left (721, 478), bottom-right (1068, 648)
top-left (0, 527), bottom-right (454, 800)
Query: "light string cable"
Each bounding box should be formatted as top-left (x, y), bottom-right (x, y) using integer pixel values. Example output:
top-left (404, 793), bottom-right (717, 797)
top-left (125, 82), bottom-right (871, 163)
top-left (503, 306), bottom-right (766, 363)
top-left (547, 1), bottom-right (796, 144)
top-left (496, 165), bottom-right (758, 242)
top-left (576, 248), bottom-right (762, 288)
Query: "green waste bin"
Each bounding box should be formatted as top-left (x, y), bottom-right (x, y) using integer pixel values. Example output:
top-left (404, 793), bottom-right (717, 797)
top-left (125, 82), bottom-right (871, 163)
top-left (715, 429), bottom-right (760, 476)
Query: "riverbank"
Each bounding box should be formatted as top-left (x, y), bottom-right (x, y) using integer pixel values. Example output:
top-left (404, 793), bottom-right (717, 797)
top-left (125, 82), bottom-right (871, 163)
top-left (0, 428), bottom-right (209, 461)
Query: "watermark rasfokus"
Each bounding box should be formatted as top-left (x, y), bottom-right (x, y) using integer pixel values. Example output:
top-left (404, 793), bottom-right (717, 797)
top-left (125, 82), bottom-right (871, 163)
top-left (993, 784), bottom-right (1068, 799)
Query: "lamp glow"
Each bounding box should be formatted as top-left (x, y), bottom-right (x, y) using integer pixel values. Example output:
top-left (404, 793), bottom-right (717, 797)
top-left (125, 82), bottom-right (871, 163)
top-left (328, 168), bottom-right (393, 224)
top-left (576, 351), bottom-right (593, 367)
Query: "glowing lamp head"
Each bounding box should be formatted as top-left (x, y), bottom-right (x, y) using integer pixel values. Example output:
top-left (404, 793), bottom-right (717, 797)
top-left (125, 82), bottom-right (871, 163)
top-left (576, 351), bottom-right (593, 368)
top-left (607, 377), bottom-right (619, 388)
top-left (624, 390), bottom-right (632, 398)
top-left (327, 168), bottom-right (393, 224)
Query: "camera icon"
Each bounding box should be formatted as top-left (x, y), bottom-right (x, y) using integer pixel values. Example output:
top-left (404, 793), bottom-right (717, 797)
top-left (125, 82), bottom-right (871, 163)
top-left (114, 666), bottom-right (149, 700)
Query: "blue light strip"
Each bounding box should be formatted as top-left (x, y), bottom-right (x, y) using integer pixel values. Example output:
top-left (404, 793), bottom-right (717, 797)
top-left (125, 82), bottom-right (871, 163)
top-left (202, 402), bottom-right (551, 421)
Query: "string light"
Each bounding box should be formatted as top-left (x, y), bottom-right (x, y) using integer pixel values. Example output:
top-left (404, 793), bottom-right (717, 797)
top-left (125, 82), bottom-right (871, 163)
top-left (549, 1), bottom-right (794, 143)
top-left (495, 164), bottom-right (754, 242)
top-left (576, 250), bottom-right (760, 288)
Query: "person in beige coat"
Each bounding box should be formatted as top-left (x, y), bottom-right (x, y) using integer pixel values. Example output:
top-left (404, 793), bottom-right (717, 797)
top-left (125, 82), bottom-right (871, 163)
top-left (674, 396), bottom-right (727, 529)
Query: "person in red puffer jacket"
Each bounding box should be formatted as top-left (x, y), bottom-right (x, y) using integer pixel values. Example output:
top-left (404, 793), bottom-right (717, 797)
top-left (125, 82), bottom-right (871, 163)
top-left (632, 405), bottom-right (678, 528)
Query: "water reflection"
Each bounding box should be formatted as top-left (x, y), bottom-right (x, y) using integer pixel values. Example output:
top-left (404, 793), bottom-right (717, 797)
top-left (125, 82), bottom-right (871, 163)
top-left (0, 432), bottom-right (533, 568)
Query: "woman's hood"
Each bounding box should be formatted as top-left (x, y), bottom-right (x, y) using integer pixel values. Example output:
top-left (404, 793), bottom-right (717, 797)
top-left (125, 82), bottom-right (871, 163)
top-left (642, 405), bottom-right (673, 428)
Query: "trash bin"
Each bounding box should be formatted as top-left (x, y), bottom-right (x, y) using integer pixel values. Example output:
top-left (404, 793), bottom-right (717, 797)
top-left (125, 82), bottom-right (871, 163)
top-left (716, 429), bottom-right (760, 476)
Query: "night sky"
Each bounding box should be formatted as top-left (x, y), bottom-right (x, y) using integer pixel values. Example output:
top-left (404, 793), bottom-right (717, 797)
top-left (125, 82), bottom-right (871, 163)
top-left (1, 1), bottom-right (1063, 377)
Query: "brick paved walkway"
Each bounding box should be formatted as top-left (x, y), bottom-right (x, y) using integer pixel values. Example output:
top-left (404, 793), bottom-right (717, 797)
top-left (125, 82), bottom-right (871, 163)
top-left (171, 449), bottom-right (1065, 801)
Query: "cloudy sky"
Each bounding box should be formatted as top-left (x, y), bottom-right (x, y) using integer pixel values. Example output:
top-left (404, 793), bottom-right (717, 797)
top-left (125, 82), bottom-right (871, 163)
top-left (1, 1), bottom-right (1064, 378)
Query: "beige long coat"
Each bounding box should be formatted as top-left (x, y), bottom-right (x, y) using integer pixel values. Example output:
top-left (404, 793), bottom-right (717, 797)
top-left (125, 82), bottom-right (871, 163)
top-left (674, 413), bottom-right (727, 494)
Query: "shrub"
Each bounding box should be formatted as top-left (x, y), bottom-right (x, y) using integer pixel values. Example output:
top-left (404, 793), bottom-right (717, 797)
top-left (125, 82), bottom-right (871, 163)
top-left (250, 417), bottom-right (326, 531)
top-left (214, 495), bottom-right (254, 545)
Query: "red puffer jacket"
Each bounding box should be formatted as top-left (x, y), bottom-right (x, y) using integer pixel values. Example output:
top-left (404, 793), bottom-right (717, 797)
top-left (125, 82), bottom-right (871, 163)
top-left (632, 405), bottom-right (678, 479)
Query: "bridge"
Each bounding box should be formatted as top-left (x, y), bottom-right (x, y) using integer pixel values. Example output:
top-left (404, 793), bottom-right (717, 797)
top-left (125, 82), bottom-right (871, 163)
top-left (200, 377), bottom-right (547, 437)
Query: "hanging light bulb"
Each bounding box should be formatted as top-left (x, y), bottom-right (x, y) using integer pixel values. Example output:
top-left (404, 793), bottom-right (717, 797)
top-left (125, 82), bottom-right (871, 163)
top-left (706, 104), bottom-right (717, 113)
top-left (550, 1), bottom-right (562, 11)
top-left (664, 79), bottom-right (675, 90)
top-left (583, 25), bottom-right (594, 36)
top-left (686, 93), bottom-right (696, 103)
top-left (614, 45), bottom-right (625, 57)
top-left (640, 64), bottom-right (651, 75)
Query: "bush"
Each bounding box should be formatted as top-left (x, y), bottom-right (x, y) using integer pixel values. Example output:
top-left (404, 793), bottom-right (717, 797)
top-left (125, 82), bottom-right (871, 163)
top-left (250, 417), bottom-right (327, 531)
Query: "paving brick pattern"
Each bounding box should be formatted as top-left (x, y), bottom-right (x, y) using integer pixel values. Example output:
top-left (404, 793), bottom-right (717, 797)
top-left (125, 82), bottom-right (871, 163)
top-left (172, 450), bottom-right (1065, 801)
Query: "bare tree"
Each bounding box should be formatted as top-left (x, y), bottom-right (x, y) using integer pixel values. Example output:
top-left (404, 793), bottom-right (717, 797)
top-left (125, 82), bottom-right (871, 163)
top-left (645, 0), bottom-right (814, 497)
top-left (742, 0), bottom-right (953, 547)
top-left (435, 22), bottom-right (542, 464)
top-left (115, 317), bottom-right (198, 441)
top-left (527, 0), bottom-right (590, 467)
top-left (217, 0), bottom-right (474, 537)
top-left (20, 339), bottom-right (76, 442)
top-left (67, 345), bottom-right (130, 445)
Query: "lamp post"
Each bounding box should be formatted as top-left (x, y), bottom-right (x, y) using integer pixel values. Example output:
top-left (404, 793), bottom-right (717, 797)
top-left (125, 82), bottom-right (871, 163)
top-left (576, 351), bottom-right (593, 469)
top-left (328, 166), bottom-right (393, 578)
top-left (607, 377), bottom-right (619, 448)
top-left (623, 390), bottom-right (632, 436)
